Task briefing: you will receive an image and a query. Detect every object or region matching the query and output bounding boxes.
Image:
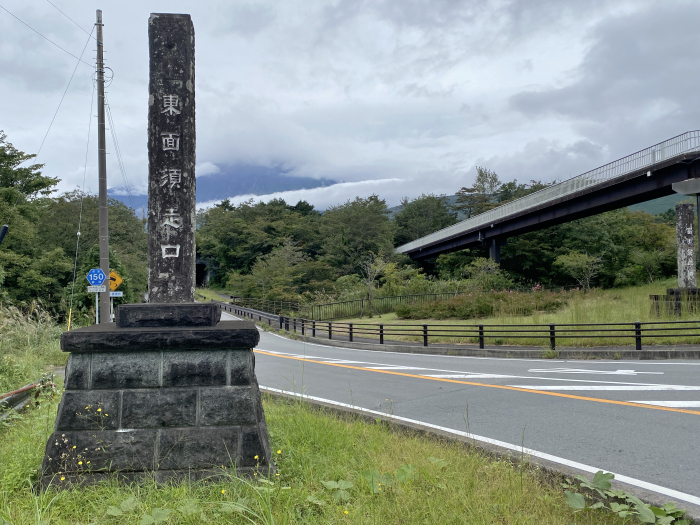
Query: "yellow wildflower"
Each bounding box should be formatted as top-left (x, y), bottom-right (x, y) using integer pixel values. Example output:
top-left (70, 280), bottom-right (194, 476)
top-left (277, 450), bottom-right (281, 454)
top-left (254, 455), bottom-right (259, 460)
top-left (344, 510), bottom-right (348, 514)
top-left (78, 461), bottom-right (83, 465)
top-left (60, 476), bottom-right (65, 481)
top-left (97, 408), bottom-right (102, 412)
top-left (221, 489), bottom-right (225, 494)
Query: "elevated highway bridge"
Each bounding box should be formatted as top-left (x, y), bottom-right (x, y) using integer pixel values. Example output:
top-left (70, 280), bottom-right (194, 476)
top-left (396, 131), bottom-right (700, 261)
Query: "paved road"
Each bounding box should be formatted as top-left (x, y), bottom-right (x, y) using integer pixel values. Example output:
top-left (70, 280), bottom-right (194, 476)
top-left (223, 312), bottom-right (700, 507)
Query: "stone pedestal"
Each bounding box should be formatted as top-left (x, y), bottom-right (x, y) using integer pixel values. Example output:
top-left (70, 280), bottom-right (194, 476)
top-left (41, 304), bottom-right (272, 485)
top-left (649, 288), bottom-right (700, 316)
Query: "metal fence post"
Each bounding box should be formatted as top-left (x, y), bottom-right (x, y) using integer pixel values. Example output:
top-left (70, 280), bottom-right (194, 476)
top-left (279, 315), bottom-right (283, 329)
top-left (301, 319), bottom-right (305, 336)
top-left (285, 317), bottom-right (289, 331)
top-left (329, 322), bottom-right (332, 340)
top-left (635, 321), bottom-right (642, 350)
top-left (479, 324), bottom-right (484, 349)
top-left (550, 324), bottom-right (556, 350)
top-left (349, 323), bottom-right (353, 342)
top-left (423, 324), bottom-right (428, 347)
top-left (293, 318), bottom-right (297, 333)
top-left (312, 320), bottom-right (316, 337)
top-left (379, 324), bottom-right (384, 344)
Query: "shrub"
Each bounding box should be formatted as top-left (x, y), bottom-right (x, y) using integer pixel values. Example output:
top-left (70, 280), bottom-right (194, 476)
top-left (395, 289), bottom-right (568, 320)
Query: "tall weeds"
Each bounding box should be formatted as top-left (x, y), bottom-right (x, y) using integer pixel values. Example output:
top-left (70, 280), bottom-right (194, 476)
top-left (0, 303), bottom-right (64, 394)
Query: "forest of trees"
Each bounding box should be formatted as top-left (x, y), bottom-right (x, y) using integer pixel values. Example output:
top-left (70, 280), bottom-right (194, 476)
top-left (0, 130), bottom-right (681, 319)
top-left (197, 168), bottom-right (679, 302)
top-left (0, 132), bottom-right (147, 321)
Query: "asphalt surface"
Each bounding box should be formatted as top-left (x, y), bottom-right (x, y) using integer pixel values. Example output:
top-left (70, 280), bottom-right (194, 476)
top-left (222, 311), bottom-right (700, 507)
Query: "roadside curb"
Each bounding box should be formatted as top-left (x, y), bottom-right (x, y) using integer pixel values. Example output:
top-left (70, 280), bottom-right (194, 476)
top-left (274, 331), bottom-right (700, 360)
top-left (262, 387), bottom-right (700, 523)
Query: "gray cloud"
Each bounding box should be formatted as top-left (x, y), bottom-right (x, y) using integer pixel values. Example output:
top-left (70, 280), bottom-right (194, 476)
top-left (214, 3), bottom-right (276, 37)
top-left (509, 1), bottom-right (699, 158)
top-left (0, 0), bottom-right (696, 212)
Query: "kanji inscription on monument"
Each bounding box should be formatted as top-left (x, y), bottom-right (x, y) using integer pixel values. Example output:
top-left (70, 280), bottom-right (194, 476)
top-left (147, 13), bottom-right (196, 302)
top-left (676, 203), bottom-right (697, 288)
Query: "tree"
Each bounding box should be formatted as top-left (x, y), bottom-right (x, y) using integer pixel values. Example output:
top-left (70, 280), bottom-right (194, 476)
top-left (496, 179), bottom-right (549, 204)
top-left (453, 166), bottom-right (501, 218)
top-left (554, 252), bottom-right (602, 291)
top-left (463, 258), bottom-right (513, 292)
top-left (37, 190), bottom-right (148, 299)
top-left (630, 249), bottom-right (668, 283)
top-left (393, 194), bottom-right (458, 247)
top-left (197, 198), bottom-right (323, 284)
top-left (0, 131), bottom-right (57, 198)
top-left (249, 239), bottom-right (307, 300)
top-left (320, 195), bottom-right (395, 275)
top-left (358, 252), bottom-right (389, 318)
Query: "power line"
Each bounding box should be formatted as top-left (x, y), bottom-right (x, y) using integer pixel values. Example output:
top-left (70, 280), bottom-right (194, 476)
top-left (44, 0), bottom-right (94, 39)
top-left (68, 82), bottom-right (96, 328)
top-left (35, 26), bottom-right (95, 158)
top-left (0, 3), bottom-right (92, 67)
top-left (105, 94), bottom-right (136, 210)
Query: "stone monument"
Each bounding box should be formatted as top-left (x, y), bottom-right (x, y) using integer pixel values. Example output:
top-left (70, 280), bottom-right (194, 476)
top-left (41, 13), bottom-right (272, 485)
top-left (675, 203), bottom-right (697, 289)
top-left (650, 203), bottom-right (700, 315)
top-left (147, 13), bottom-right (196, 303)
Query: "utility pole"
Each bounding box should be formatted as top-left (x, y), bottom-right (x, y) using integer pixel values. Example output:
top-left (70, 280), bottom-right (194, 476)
top-left (96, 9), bottom-right (110, 323)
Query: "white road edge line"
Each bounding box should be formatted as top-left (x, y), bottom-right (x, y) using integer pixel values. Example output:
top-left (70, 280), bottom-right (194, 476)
top-left (260, 386), bottom-right (700, 507)
top-left (630, 401), bottom-right (700, 407)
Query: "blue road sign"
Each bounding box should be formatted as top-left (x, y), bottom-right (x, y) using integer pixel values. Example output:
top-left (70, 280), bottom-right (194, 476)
top-left (87, 268), bottom-right (107, 286)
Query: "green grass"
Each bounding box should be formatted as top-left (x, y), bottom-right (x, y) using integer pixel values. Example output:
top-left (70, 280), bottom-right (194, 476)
top-left (195, 288), bottom-right (230, 303)
top-left (0, 393), bottom-right (635, 524)
top-left (0, 305), bottom-right (65, 394)
top-left (332, 279), bottom-right (700, 348)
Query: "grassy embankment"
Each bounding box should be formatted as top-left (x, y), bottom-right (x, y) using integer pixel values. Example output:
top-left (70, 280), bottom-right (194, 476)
top-left (0, 392), bottom-right (635, 525)
top-left (195, 288), bottom-right (230, 303)
top-left (0, 305), bottom-right (65, 394)
top-left (321, 279), bottom-right (700, 348)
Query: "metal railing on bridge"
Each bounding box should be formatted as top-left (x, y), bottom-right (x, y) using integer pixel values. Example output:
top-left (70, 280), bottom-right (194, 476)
top-left (397, 130), bottom-right (700, 253)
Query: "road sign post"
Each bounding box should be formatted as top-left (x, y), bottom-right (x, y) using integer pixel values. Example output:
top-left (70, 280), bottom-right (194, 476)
top-left (87, 269), bottom-right (107, 324)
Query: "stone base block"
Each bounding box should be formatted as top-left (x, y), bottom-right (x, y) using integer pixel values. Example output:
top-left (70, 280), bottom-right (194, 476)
top-left (41, 317), bottom-right (272, 485)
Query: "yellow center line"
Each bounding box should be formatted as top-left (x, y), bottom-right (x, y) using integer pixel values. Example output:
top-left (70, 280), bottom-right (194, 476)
top-left (254, 349), bottom-right (700, 417)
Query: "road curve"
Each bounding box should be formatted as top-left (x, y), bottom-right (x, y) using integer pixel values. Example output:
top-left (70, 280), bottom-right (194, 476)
top-left (223, 311), bottom-right (700, 509)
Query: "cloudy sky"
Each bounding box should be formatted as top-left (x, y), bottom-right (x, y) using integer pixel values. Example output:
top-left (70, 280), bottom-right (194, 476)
top-left (1, 0), bottom-right (698, 211)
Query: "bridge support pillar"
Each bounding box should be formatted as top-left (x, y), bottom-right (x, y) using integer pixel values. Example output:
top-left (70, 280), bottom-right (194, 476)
top-left (488, 237), bottom-right (503, 263)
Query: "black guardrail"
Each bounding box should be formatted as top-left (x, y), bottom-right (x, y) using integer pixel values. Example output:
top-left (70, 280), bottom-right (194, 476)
top-left (212, 300), bottom-right (700, 350)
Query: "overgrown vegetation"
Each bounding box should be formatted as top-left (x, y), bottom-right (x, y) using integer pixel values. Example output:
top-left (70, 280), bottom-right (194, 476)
top-left (337, 278), bottom-right (700, 347)
top-left (0, 304), bottom-right (64, 394)
top-left (395, 288), bottom-right (568, 320)
top-left (0, 392), bottom-right (648, 524)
